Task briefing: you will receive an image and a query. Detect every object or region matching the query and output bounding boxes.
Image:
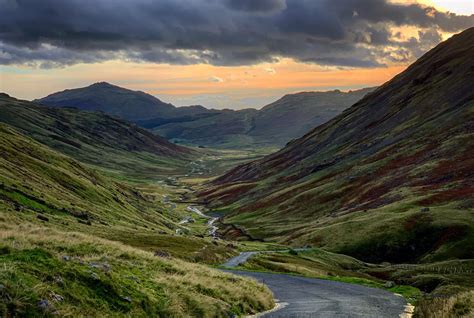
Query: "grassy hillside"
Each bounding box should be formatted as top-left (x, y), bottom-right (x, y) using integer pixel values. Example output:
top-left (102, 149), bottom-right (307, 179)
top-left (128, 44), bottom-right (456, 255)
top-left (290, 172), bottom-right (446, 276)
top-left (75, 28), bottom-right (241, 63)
top-left (0, 122), bottom-right (246, 263)
top-left (0, 122), bottom-right (181, 231)
top-left (0, 222), bottom-right (273, 317)
top-left (0, 120), bottom-right (274, 316)
top-left (0, 94), bottom-right (192, 179)
top-left (151, 108), bottom-right (259, 148)
top-left (201, 28), bottom-right (474, 263)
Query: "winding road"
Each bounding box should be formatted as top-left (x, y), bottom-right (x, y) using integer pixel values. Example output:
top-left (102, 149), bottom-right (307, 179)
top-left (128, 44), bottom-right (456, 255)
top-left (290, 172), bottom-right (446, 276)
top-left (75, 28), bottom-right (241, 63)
top-left (186, 206), bottom-right (218, 237)
top-left (228, 270), bottom-right (409, 317)
top-left (221, 249), bottom-right (311, 267)
top-left (222, 253), bottom-right (409, 317)
top-left (189, 206), bottom-right (411, 317)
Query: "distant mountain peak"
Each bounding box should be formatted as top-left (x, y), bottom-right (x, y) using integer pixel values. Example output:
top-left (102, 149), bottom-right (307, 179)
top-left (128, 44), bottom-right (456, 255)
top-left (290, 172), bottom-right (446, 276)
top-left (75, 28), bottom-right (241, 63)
top-left (35, 81), bottom-right (176, 121)
top-left (36, 81), bottom-right (376, 147)
top-left (89, 81), bottom-right (116, 88)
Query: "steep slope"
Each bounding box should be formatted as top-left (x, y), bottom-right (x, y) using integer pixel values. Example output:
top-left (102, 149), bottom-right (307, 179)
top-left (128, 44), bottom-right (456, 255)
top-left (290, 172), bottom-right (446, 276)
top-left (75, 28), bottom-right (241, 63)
top-left (36, 82), bottom-right (373, 148)
top-left (0, 94), bottom-right (192, 178)
top-left (202, 28), bottom-right (474, 263)
top-left (0, 123), bottom-right (177, 229)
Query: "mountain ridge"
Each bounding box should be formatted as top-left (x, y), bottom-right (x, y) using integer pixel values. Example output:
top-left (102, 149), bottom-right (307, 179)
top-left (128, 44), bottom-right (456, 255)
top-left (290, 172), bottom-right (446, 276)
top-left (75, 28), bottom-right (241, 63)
top-left (36, 83), bottom-right (375, 148)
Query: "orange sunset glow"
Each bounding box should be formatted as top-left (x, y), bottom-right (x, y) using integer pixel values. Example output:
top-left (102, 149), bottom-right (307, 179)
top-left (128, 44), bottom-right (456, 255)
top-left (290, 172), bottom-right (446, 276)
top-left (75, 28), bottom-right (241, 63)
top-left (0, 0), bottom-right (472, 109)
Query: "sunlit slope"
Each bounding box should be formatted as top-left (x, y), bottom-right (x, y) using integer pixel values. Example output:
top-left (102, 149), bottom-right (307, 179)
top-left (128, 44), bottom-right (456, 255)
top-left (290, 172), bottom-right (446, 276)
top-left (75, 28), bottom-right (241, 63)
top-left (0, 222), bottom-right (273, 317)
top-left (0, 123), bottom-right (179, 229)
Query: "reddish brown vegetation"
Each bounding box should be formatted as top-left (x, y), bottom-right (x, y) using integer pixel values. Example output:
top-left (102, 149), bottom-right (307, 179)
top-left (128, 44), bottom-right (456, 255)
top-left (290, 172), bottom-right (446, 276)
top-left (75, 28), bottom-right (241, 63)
top-left (418, 186), bottom-right (474, 205)
top-left (201, 183), bottom-right (257, 205)
top-left (413, 144), bottom-right (474, 190)
top-left (240, 172), bottom-right (343, 213)
top-left (218, 223), bottom-right (254, 241)
top-left (434, 225), bottom-right (467, 249)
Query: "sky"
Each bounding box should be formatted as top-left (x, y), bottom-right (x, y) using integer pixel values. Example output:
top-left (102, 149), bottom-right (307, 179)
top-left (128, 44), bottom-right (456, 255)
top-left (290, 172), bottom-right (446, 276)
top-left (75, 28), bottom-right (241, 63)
top-left (0, 0), bottom-right (473, 109)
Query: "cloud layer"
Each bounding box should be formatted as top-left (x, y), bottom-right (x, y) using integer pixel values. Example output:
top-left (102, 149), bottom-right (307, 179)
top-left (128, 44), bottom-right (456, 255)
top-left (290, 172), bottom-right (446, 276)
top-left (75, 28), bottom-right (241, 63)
top-left (0, 0), bottom-right (472, 68)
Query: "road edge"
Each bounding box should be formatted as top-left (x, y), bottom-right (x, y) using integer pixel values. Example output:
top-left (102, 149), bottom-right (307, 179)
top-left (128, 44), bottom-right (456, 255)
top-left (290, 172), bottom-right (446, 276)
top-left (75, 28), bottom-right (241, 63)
top-left (245, 300), bottom-right (288, 318)
top-left (399, 303), bottom-right (415, 318)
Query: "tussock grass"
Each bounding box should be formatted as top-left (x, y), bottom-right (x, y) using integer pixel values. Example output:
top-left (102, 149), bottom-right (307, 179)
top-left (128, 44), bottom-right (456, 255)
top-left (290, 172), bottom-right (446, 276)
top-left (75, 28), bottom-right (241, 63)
top-left (414, 290), bottom-right (474, 317)
top-left (0, 221), bottom-right (274, 317)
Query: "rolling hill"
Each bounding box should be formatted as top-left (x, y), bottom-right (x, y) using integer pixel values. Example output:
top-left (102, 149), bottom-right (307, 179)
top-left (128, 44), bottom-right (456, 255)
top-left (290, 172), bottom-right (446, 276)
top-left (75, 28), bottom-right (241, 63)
top-left (36, 83), bottom-right (374, 148)
top-left (201, 28), bottom-right (474, 263)
top-left (0, 94), bottom-right (192, 179)
top-left (152, 88), bottom-right (375, 148)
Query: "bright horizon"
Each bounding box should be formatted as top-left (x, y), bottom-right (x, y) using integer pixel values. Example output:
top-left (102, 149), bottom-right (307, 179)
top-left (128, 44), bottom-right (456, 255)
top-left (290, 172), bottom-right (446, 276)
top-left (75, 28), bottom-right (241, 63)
top-left (1, 0), bottom-right (473, 109)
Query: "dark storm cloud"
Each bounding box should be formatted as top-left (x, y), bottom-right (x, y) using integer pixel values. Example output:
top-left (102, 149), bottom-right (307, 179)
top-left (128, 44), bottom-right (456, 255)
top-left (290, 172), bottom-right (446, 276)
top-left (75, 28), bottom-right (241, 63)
top-left (224, 0), bottom-right (287, 13)
top-left (0, 0), bottom-right (472, 68)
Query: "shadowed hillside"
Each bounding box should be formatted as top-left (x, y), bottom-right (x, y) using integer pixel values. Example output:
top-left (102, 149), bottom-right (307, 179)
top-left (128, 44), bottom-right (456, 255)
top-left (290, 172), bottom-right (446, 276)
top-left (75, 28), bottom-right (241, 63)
top-left (34, 82), bottom-right (178, 121)
top-left (201, 28), bottom-right (474, 263)
top-left (247, 88), bottom-right (375, 145)
top-left (0, 94), bottom-right (192, 179)
top-left (36, 83), bottom-right (374, 148)
top-left (154, 88), bottom-right (375, 148)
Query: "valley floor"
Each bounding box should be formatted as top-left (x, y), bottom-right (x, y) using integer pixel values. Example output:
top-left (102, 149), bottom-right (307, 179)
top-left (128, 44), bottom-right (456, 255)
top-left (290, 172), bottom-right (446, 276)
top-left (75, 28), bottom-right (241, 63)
top-left (2, 145), bottom-right (473, 317)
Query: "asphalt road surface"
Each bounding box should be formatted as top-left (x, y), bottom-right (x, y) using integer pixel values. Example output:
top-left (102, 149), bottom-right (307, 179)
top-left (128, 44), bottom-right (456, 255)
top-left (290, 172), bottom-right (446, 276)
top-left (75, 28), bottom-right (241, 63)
top-left (221, 251), bottom-right (259, 267)
top-left (226, 270), bottom-right (408, 317)
top-left (221, 249), bottom-right (312, 268)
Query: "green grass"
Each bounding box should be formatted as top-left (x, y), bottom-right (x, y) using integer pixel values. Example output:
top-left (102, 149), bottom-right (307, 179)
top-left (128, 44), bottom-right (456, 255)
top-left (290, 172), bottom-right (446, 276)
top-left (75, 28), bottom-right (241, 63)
top-left (0, 95), bottom-right (194, 181)
top-left (0, 122), bottom-right (277, 316)
top-left (0, 223), bottom-right (274, 317)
